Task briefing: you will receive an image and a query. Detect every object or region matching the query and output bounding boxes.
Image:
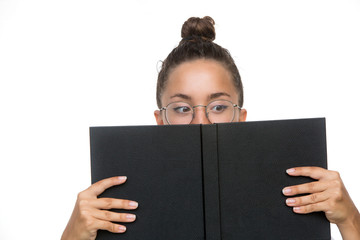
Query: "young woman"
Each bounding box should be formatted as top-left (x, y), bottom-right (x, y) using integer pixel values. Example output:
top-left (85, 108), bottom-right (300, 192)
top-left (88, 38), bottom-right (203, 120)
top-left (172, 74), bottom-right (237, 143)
top-left (61, 16), bottom-right (360, 240)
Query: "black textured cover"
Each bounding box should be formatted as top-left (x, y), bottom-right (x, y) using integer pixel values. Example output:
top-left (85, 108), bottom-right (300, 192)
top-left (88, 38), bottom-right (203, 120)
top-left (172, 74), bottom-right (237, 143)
top-left (90, 125), bottom-right (205, 239)
top-left (217, 119), bottom-right (330, 240)
top-left (90, 118), bottom-right (330, 240)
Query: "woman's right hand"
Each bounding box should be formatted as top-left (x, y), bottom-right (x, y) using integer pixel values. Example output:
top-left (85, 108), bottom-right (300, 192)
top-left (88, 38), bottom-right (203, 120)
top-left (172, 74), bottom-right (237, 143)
top-left (61, 176), bottom-right (138, 240)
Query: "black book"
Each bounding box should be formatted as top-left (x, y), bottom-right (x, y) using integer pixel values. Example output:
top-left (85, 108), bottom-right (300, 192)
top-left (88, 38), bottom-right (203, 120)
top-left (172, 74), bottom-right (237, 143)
top-left (90, 118), bottom-right (330, 240)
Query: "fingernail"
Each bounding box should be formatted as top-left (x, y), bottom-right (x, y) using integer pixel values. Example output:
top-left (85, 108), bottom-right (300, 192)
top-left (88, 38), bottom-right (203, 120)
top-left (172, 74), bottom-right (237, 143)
top-left (282, 188), bottom-right (292, 194)
top-left (126, 214), bottom-right (136, 220)
top-left (129, 201), bottom-right (138, 208)
top-left (286, 198), bottom-right (296, 205)
top-left (286, 168), bottom-right (295, 174)
top-left (118, 176), bottom-right (127, 182)
top-left (118, 226), bottom-right (126, 233)
top-left (293, 207), bottom-right (301, 212)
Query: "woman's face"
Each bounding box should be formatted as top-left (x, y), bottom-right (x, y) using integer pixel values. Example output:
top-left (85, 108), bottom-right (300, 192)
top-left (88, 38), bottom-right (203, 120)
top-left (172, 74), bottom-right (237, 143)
top-left (154, 59), bottom-right (247, 125)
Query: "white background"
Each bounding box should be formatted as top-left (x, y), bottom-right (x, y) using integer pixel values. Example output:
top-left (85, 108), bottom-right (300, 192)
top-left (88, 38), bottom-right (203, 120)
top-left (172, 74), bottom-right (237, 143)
top-left (1, 0), bottom-right (359, 239)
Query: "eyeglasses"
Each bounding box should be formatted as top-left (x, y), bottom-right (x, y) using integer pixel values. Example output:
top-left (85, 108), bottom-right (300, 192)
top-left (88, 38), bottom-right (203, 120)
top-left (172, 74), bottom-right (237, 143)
top-left (159, 99), bottom-right (241, 125)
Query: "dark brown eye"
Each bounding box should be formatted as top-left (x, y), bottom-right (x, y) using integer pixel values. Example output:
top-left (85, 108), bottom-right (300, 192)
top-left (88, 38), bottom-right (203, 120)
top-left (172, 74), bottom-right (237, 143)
top-left (173, 106), bottom-right (191, 113)
top-left (211, 104), bottom-right (228, 113)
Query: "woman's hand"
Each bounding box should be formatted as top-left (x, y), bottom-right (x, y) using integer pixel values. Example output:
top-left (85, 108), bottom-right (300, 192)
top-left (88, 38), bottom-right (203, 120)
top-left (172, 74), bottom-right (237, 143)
top-left (61, 176), bottom-right (138, 240)
top-left (283, 167), bottom-right (360, 239)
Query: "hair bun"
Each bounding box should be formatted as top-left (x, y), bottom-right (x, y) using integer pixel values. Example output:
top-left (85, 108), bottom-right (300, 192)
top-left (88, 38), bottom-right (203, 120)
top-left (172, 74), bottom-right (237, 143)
top-left (181, 16), bottom-right (215, 42)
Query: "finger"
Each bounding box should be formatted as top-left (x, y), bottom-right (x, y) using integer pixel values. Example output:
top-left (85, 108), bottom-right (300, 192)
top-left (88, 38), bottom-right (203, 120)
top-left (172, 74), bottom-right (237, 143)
top-left (96, 219), bottom-right (127, 233)
top-left (87, 176), bottom-right (127, 197)
top-left (92, 209), bottom-right (136, 223)
top-left (286, 167), bottom-right (328, 180)
top-left (282, 181), bottom-right (328, 196)
top-left (89, 198), bottom-right (139, 210)
top-left (286, 192), bottom-right (330, 207)
top-left (291, 201), bottom-right (329, 214)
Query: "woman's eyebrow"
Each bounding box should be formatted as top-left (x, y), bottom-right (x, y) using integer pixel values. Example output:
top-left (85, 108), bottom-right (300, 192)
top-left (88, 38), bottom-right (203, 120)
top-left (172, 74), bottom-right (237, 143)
top-left (170, 92), bottom-right (230, 101)
top-left (170, 93), bottom-right (192, 100)
top-left (208, 92), bottom-right (231, 100)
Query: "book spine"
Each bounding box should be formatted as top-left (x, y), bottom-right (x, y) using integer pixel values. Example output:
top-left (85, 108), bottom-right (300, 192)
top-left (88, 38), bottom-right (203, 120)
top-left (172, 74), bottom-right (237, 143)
top-left (201, 124), bottom-right (221, 240)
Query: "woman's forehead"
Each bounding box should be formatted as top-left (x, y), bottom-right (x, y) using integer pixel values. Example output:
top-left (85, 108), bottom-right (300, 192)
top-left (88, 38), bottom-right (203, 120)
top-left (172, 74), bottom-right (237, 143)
top-left (162, 59), bottom-right (237, 102)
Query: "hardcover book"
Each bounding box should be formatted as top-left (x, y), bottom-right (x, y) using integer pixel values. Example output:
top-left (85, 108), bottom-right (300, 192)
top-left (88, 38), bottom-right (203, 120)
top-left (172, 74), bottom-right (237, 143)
top-left (90, 118), bottom-right (330, 240)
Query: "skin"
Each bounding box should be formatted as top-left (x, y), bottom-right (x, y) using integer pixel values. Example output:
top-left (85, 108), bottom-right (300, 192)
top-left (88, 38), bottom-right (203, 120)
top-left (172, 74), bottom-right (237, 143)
top-left (154, 59), bottom-right (247, 125)
top-left (62, 59), bottom-right (360, 240)
top-left (284, 167), bottom-right (360, 239)
top-left (61, 176), bottom-right (138, 240)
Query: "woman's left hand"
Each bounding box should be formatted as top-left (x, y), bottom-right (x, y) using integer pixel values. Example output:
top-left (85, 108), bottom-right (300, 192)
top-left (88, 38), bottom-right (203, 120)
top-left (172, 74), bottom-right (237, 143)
top-left (283, 166), bottom-right (360, 239)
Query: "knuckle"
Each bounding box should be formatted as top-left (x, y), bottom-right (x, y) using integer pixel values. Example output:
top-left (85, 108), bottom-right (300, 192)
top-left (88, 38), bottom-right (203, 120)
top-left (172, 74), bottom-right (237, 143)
top-left (111, 224), bottom-right (117, 233)
top-left (95, 185), bottom-right (106, 194)
top-left (307, 204), bottom-right (314, 213)
top-left (84, 218), bottom-right (95, 230)
top-left (333, 190), bottom-right (343, 201)
top-left (308, 182), bottom-right (316, 192)
top-left (93, 180), bottom-right (107, 192)
top-left (115, 199), bottom-right (126, 208)
top-left (331, 170), bottom-right (341, 179)
top-left (79, 209), bottom-right (90, 218)
top-left (310, 194), bottom-right (317, 203)
top-left (77, 191), bottom-right (86, 200)
top-left (116, 213), bottom-right (126, 222)
top-left (78, 199), bottom-right (89, 209)
top-left (79, 209), bottom-right (92, 223)
top-left (291, 186), bottom-right (298, 195)
top-left (109, 222), bottom-right (118, 233)
top-left (104, 211), bottom-right (112, 220)
top-left (332, 179), bottom-right (342, 188)
top-left (103, 198), bottom-right (113, 209)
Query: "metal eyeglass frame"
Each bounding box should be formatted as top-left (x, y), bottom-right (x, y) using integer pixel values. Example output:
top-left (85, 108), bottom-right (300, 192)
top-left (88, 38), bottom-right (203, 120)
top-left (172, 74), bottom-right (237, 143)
top-left (159, 99), bottom-right (241, 125)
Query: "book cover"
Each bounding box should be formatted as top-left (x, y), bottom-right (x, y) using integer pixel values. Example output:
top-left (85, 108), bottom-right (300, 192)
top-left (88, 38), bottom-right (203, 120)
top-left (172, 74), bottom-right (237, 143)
top-left (90, 118), bottom-right (330, 239)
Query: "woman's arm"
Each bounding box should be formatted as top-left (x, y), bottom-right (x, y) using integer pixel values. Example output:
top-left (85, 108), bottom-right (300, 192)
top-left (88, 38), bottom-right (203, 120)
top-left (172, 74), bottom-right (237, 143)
top-left (61, 176), bottom-right (138, 240)
top-left (283, 167), bottom-right (360, 239)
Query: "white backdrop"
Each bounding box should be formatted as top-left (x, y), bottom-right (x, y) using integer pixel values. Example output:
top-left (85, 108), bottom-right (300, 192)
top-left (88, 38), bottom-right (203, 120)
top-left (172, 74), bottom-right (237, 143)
top-left (0, 0), bottom-right (359, 239)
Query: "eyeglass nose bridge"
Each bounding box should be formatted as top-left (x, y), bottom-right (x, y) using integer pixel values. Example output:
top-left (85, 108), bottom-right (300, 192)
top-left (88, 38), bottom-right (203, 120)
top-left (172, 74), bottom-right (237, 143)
top-left (192, 104), bottom-right (207, 109)
top-left (191, 104), bottom-right (210, 123)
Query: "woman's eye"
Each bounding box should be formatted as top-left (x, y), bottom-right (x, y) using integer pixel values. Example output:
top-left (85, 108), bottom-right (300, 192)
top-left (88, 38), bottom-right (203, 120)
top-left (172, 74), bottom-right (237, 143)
top-left (173, 106), bottom-right (191, 113)
top-left (211, 105), bottom-right (228, 112)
